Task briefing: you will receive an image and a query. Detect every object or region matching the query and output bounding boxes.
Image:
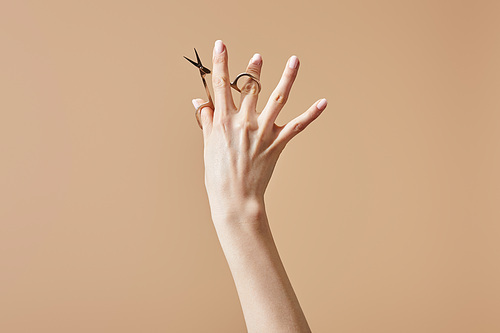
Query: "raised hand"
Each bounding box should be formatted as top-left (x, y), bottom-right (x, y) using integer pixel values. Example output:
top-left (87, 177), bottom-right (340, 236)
top-left (192, 40), bottom-right (327, 221)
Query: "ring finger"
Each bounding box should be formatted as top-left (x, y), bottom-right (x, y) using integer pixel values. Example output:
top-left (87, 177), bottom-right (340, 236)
top-left (260, 55), bottom-right (299, 125)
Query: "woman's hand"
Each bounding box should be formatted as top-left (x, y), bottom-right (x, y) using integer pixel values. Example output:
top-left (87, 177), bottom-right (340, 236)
top-left (192, 40), bottom-right (327, 223)
top-left (191, 40), bottom-right (322, 332)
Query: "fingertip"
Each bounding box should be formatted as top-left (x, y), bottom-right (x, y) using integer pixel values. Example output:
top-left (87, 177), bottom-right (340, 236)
top-left (214, 40), bottom-right (225, 55)
top-left (317, 98), bottom-right (328, 111)
top-left (192, 98), bottom-right (200, 109)
top-left (250, 53), bottom-right (262, 65)
top-left (288, 55), bottom-right (299, 69)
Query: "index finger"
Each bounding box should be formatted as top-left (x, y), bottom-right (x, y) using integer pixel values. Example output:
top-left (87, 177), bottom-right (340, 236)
top-left (212, 40), bottom-right (236, 114)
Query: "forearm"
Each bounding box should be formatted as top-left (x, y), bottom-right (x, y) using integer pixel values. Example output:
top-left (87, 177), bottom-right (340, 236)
top-left (212, 198), bottom-right (311, 333)
top-left (191, 40), bottom-right (324, 332)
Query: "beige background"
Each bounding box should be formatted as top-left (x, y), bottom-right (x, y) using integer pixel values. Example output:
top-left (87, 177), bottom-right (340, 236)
top-left (1, 0), bottom-right (499, 332)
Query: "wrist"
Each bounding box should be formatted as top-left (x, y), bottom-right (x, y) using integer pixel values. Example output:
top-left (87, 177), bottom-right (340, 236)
top-left (209, 195), bottom-right (268, 229)
top-left (210, 196), bottom-right (274, 258)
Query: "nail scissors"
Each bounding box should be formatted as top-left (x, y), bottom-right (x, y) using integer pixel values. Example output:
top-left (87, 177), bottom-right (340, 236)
top-left (184, 48), bottom-right (261, 129)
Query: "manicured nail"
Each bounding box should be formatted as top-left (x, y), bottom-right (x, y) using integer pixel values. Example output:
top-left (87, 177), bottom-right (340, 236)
top-left (288, 55), bottom-right (298, 69)
top-left (192, 99), bottom-right (199, 108)
top-left (214, 40), bottom-right (224, 54)
top-left (317, 98), bottom-right (327, 110)
top-left (250, 53), bottom-right (262, 65)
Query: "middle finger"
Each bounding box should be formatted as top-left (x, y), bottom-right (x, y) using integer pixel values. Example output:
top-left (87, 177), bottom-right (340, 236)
top-left (239, 53), bottom-right (263, 114)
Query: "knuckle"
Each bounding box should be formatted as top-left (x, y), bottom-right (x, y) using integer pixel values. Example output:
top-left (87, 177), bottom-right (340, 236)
top-left (200, 108), bottom-right (211, 121)
top-left (235, 118), bottom-right (256, 131)
top-left (238, 121), bottom-right (251, 131)
top-left (273, 93), bottom-right (287, 106)
top-left (214, 116), bottom-right (231, 130)
top-left (293, 122), bottom-right (304, 132)
top-left (213, 75), bottom-right (229, 89)
top-left (244, 120), bottom-right (258, 131)
top-left (240, 80), bottom-right (259, 95)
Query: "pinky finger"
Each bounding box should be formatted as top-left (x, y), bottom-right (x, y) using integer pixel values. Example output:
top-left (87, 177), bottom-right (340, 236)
top-left (275, 98), bottom-right (327, 146)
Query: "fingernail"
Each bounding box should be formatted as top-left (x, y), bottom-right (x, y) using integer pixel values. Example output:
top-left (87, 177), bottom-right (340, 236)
top-left (250, 53), bottom-right (262, 65)
top-left (214, 40), bottom-right (224, 54)
top-left (288, 55), bottom-right (298, 69)
top-left (192, 99), bottom-right (200, 108)
top-left (317, 98), bottom-right (328, 110)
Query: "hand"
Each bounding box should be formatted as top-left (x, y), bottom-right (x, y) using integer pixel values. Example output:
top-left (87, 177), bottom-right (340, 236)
top-left (192, 40), bottom-right (327, 222)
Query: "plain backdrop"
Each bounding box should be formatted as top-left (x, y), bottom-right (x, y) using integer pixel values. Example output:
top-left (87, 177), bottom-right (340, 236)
top-left (1, 0), bottom-right (499, 332)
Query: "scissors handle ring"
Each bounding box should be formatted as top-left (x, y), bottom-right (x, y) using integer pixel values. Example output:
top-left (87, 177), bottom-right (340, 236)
top-left (230, 73), bottom-right (261, 94)
top-left (195, 101), bottom-right (214, 129)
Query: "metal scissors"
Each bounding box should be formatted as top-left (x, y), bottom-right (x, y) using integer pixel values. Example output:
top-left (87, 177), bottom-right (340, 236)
top-left (184, 48), bottom-right (261, 129)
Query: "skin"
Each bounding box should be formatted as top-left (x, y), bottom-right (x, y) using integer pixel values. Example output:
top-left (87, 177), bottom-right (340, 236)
top-left (191, 40), bottom-right (327, 333)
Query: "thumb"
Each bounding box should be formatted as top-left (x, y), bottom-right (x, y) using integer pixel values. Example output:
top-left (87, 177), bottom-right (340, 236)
top-left (191, 98), bottom-right (213, 135)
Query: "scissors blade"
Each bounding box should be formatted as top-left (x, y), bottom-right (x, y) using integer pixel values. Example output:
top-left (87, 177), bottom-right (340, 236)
top-left (184, 48), bottom-right (212, 75)
top-left (200, 65), bottom-right (211, 75)
top-left (194, 48), bottom-right (202, 66)
top-left (194, 48), bottom-right (212, 74)
top-left (183, 55), bottom-right (199, 68)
